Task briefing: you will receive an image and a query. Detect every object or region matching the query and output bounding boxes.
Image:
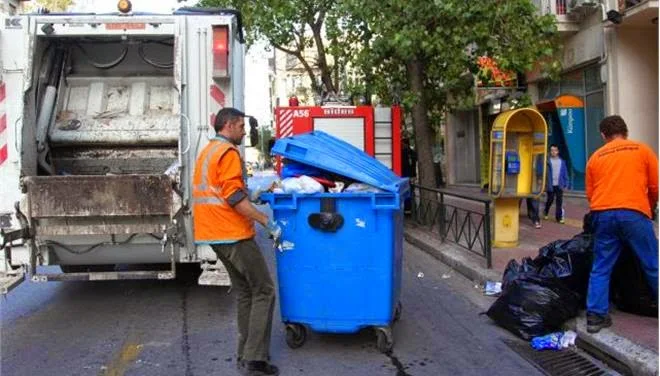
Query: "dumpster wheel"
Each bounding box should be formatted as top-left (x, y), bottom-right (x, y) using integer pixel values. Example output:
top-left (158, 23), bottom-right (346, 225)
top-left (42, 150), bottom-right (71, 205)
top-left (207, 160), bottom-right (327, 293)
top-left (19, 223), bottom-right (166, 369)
top-left (285, 324), bottom-right (307, 349)
top-left (375, 327), bottom-right (394, 353)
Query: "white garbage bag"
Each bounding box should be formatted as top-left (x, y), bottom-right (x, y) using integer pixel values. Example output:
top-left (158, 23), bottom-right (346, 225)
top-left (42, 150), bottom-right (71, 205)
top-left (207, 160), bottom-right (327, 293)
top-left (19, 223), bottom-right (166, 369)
top-left (281, 175), bottom-right (324, 194)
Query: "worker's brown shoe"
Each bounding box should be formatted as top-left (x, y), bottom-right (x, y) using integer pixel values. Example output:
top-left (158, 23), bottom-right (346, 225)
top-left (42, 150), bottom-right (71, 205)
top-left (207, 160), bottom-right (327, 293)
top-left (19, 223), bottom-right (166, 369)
top-left (587, 313), bottom-right (612, 333)
top-left (242, 361), bottom-right (279, 376)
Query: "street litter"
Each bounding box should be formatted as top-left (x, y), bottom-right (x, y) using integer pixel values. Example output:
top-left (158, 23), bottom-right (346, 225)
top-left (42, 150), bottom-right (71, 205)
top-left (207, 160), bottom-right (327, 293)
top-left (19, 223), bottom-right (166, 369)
top-left (441, 274), bottom-right (451, 279)
top-left (417, 272), bottom-right (425, 278)
top-left (484, 281), bottom-right (502, 296)
top-left (530, 330), bottom-right (577, 351)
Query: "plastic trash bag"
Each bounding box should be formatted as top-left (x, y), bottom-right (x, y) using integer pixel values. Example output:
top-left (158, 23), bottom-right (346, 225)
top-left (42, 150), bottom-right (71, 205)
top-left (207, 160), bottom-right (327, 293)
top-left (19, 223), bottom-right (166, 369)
top-left (486, 274), bottom-right (581, 340)
top-left (610, 247), bottom-right (658, 317)
top-left (534, 233), bottom-right (593, 301)
top-left (502, 257), bottom-right (538, 291)
top-left (281, 175), bottom-right (324, 194)
top-left (344, 182), bottom-right (383, 193)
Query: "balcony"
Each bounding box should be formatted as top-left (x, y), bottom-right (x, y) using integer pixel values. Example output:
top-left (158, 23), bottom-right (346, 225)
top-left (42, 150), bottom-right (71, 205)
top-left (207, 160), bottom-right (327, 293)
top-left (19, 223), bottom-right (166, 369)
top-left (534, 0), bottom-right (581, 35)
top-left (619, 0), bottom-right (658, 27)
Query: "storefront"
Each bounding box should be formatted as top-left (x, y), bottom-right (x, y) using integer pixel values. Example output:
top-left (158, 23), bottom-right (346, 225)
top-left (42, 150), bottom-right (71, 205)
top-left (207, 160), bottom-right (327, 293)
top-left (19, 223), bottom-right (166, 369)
top-left (535, 64), bottom-right (605, 191)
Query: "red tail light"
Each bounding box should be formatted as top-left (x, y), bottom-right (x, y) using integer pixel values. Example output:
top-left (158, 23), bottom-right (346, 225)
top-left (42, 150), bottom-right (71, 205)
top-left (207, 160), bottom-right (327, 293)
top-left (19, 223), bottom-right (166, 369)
top-left (212, 26), bottom-right (229, 77)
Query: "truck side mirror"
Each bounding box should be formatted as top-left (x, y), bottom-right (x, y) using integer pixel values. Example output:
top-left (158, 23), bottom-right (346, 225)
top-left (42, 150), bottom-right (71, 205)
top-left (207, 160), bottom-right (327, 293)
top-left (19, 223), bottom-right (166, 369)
top-left (249, 117), bottom-right (259, 147)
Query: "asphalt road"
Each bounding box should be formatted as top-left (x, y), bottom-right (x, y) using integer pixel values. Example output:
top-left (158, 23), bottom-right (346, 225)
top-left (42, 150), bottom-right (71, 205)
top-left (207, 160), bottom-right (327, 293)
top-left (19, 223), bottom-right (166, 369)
top-left (0, 220), bottom-right (548, 376)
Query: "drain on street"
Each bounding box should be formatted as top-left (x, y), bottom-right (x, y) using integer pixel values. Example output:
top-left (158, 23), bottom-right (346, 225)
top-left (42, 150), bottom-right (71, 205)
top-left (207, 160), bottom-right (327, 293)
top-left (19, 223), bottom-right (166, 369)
top-left (503, 338), bottom-right (614, 376)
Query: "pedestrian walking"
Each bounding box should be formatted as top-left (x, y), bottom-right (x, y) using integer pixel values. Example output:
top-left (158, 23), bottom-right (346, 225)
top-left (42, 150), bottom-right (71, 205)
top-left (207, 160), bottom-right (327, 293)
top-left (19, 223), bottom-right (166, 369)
top-left (192, 107), bottom-right (282, 375)
top-left (526, 197), bottom-right (542, 229)
top-left (585, 115), bottom-right (658, 333)
top-left (544, 144), bottom-right (569, 223)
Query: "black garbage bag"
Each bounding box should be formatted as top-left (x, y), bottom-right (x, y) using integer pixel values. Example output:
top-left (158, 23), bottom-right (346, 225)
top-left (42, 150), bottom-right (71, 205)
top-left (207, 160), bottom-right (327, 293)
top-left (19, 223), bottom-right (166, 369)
top-left (534, 233), bottom-right (594, 302)
top-left (611, 247), bottom-right (658, 317)
top-left (487, 274), bottom-right (581, 340)
top-left (502, 257), bottom-right (538, 291)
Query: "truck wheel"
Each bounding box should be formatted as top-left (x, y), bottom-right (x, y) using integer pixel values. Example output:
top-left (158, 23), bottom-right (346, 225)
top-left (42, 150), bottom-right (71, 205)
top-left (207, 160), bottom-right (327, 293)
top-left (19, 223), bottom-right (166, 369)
top-left (285, 324), bottom-right (307, 349)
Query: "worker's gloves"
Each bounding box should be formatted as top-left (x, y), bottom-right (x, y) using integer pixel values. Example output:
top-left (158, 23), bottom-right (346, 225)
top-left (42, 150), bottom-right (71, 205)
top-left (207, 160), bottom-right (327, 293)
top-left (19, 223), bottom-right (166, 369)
top-left (266, 220), bottom-right (283, 248)
top-left (249, 188), bottom-right (265, 204)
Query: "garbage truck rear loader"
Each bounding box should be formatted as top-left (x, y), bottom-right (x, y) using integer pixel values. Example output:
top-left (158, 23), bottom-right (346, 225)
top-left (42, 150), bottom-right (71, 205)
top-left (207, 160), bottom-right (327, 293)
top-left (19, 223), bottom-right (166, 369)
top-left (0, 7), bottom-right (249, 293)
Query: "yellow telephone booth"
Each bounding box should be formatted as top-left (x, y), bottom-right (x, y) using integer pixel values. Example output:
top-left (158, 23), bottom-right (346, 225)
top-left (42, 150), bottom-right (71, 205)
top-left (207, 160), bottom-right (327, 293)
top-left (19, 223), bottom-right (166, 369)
top-left (489, 108), bottom-right (548, 247)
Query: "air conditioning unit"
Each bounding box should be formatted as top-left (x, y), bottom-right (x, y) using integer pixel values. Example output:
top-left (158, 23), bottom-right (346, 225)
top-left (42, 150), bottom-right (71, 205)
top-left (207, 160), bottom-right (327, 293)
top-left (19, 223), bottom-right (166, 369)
top-left (568, 0), bottom-right (600, 16)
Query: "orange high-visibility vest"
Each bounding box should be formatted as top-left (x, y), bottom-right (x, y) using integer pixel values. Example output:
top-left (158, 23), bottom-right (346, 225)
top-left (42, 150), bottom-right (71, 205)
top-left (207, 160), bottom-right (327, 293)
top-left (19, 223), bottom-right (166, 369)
top-left (192, 138), bottom-right (255, 243)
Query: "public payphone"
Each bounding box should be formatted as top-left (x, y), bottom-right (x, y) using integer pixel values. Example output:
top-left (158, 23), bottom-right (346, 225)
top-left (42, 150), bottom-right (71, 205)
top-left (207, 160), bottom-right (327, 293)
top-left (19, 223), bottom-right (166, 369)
top-left (489, 108), bottom-right (548, 247)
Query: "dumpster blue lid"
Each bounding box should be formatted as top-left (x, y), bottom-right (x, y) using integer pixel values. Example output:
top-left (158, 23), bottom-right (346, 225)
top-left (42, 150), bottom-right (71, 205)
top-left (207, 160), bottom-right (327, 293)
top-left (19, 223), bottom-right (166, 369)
top-left (271, 131), bottom-right (409, 194)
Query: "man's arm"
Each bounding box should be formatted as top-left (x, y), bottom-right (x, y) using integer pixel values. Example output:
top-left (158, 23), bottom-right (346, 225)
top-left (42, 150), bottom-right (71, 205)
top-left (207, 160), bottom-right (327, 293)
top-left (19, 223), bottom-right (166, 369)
top-left (234, 198), bottom-right (269, 227)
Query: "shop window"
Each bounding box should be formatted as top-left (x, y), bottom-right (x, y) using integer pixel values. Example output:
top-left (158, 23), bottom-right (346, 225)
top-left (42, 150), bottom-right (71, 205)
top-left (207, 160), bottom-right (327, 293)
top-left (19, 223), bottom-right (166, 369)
top-left (536, 64), bottom-right (605, 191)
top-left (584, 65), bottom-right (602, 92)
top-left (585, 91), bottom-right (605, 157)
top-left (560, 70), bottom-right (584, 97)
top-left (539, 81), bottom-right (560, 100)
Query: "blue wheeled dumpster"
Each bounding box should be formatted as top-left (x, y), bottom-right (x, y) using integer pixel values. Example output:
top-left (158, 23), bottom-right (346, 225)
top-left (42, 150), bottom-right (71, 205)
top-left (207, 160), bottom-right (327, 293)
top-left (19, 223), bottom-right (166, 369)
top-left (261, 131), bottom-right (409, 353)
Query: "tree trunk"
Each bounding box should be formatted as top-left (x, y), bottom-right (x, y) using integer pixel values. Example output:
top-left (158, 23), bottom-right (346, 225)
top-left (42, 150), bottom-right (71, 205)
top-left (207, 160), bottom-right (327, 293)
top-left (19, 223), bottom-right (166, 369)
top-left (311, 25), bottom-right (337, 95)
top-left (406, 58), bottom-right (435, 191)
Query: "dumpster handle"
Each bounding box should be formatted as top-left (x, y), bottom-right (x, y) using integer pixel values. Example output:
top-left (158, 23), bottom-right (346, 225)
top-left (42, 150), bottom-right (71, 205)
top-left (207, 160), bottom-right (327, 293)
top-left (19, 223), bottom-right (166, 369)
top-left (308, 198), bottom-right (344, 232)
top-left (370, 194), bottom-right (400, 210)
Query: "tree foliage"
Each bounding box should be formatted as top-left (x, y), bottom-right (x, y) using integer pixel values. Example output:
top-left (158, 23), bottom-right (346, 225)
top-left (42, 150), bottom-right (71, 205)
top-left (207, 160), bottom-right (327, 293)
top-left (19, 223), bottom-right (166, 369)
top-left (198, 0), bottom-right (561, 190)
top-left (339, 0), bottom-right (561, 189)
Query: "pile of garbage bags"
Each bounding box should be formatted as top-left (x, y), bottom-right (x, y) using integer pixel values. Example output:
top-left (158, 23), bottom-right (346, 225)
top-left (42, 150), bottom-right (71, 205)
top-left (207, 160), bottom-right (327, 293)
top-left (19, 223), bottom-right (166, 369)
top-left (487, 214), bottom-right (658, 340)
top-left (487, 231), bottom-right (591, 340)
top-left (611, 249), bottom-right (659, 317)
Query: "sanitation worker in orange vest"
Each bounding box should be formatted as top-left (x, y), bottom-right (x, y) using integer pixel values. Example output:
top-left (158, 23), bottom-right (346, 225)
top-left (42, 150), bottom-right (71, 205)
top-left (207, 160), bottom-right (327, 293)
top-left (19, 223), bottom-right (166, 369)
top-left (585, 115), bottom-right (658, 334)
top-left (193, 107), bottom-right (281, 376)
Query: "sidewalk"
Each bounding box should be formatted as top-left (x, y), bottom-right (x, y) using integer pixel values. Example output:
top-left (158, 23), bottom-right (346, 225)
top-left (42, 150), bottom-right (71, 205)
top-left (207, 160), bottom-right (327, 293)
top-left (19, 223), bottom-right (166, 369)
top-left (405, 185), bottom-right (658, 376)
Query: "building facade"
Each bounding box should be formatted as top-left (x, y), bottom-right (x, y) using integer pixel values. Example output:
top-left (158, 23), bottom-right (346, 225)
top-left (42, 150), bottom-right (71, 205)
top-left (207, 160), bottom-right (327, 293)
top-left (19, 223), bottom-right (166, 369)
top-left (445, 0), bottom-right (658, 191)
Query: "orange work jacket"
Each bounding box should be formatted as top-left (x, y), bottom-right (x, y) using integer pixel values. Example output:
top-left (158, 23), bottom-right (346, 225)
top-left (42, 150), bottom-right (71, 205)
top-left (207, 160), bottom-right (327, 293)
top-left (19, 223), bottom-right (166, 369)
top-left (192, 137), bottom-right (255, 243)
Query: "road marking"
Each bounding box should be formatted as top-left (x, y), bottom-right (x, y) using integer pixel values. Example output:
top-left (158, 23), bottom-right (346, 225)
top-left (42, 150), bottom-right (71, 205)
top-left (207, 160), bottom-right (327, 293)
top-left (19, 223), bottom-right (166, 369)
top-left (100, 341), bottom-right (143, 376)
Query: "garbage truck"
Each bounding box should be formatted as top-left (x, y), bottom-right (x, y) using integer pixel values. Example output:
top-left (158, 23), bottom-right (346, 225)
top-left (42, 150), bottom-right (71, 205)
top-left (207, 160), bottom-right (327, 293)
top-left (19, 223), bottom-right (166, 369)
top-left (0, 3), bottom-right (252, 293)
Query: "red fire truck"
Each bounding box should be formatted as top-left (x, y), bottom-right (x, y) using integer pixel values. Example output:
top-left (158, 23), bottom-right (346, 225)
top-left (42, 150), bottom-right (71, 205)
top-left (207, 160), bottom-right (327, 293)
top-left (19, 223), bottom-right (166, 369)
top-left (274, 105), bottom-right (403, 176)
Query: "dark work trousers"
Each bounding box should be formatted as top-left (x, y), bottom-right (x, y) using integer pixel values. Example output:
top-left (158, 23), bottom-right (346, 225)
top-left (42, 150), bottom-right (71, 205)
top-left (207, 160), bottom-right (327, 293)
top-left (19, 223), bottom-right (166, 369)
top-left (211, 239), bottom-right (275, 362)
top-left (526, 198), bottom-right (540, 223)
top-left (544, 186), bottom-right (564, 221)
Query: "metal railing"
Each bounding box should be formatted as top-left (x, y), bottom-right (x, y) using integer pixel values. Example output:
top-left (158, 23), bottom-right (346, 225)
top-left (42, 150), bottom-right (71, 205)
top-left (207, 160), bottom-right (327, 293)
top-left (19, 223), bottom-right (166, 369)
top-left (410, 184), bottom-right (492, 268)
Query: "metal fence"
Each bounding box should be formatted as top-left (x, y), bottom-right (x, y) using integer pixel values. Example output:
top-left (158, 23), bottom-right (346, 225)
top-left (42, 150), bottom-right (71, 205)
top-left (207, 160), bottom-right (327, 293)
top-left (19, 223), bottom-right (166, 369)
top-left (410, 184), bottom-right (492, 268)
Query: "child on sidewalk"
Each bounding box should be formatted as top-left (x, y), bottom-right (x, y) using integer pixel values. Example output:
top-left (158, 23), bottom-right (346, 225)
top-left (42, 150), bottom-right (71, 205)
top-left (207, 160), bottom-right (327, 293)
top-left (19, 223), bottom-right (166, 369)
top-left (544, 144), bottom-right (569, 223)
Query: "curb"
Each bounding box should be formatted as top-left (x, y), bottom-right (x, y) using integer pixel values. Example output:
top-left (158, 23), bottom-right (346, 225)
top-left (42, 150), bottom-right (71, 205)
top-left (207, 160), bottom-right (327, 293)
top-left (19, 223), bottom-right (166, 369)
top-left (404, 224), bottom-right (658, 376)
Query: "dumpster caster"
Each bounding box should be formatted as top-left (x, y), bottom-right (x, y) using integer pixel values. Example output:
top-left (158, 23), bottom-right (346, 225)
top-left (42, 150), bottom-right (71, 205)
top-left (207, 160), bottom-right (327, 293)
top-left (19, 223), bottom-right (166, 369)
top-left (375, 327), bottom-right (393, 353)
top-left (285, 324), bottom-right (307, 349)
top-left (394, 302), bottom-right (402, 322)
